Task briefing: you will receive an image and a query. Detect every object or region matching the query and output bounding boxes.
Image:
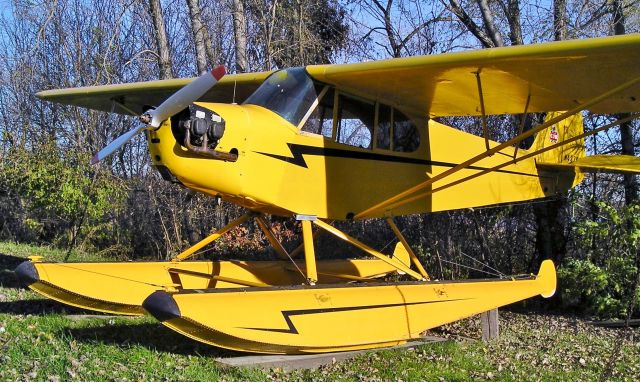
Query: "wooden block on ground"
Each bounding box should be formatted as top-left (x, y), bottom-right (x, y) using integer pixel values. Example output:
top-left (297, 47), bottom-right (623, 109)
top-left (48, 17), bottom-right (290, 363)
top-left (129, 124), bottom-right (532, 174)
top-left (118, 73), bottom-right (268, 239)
top-left (481, 309), bottom-right (499, 341)
top-left (215, 336), bottom-right (446, 371)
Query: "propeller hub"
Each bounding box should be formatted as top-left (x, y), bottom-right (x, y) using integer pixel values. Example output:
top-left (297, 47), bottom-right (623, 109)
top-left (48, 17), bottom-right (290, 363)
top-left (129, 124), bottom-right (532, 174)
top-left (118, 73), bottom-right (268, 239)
top-left (140, 113), bottom-right (152, 125)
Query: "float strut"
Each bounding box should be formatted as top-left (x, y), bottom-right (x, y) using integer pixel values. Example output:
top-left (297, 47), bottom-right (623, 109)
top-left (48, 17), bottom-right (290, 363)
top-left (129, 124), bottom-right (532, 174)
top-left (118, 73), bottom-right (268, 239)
top-left (255, 215), bottom-right (291, 260)
top-left (386, 218), bottom-right (430, 280)
top-left (172, 213), bottom-right (251, 261)
top-left (313, 219), bottom-right (424, 281)
top-left (300, 219), bottom-right (318, 285)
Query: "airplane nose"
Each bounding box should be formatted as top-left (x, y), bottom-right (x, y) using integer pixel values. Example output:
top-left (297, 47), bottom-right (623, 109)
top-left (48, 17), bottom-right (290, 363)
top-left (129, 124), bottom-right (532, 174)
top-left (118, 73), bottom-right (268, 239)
top-left (15, 261), bottom-right (40, 286)
top-left (142, 290), bottom-right (181, 322)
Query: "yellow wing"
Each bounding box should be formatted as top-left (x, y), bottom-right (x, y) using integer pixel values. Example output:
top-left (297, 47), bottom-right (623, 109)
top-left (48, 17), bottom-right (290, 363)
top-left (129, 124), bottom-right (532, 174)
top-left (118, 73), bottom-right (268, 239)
top-left (36, 71), bottom-right (272, 115)
top-left (307, 34), bottom-right (640, 117)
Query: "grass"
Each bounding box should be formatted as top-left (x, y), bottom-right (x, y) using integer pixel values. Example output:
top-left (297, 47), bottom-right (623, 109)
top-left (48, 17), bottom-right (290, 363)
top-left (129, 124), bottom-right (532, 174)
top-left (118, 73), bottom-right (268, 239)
top-left (0, 241), bottom-right (639, 381)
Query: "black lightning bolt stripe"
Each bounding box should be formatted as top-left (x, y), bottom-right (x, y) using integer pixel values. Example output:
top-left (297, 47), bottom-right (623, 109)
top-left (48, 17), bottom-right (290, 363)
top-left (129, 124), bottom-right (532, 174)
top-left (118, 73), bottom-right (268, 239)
top-left (241, 298), bottom-right (469, 335)
top-left (254, 143), bottom-right (539, 178)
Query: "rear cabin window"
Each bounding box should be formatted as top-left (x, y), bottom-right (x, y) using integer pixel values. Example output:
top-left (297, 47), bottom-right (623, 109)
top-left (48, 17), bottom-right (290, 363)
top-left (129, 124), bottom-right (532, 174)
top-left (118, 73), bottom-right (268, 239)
top-left (376, 104), bottom-right (392, 150)
top-left (376, 105), bottom-right (420, 152)
top-left (299, 86), bottom-right (420, 153)
top-left (393, 110), bottom-right (420, 152)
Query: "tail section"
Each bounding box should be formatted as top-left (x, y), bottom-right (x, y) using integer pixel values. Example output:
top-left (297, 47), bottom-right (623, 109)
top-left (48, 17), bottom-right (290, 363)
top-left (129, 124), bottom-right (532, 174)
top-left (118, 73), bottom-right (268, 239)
top-left (533, 112), bottom-right (640, 176)
top-left (530, 111), bottom-right (586, 165)
top-left (530, 111), bottom-right (587, 189)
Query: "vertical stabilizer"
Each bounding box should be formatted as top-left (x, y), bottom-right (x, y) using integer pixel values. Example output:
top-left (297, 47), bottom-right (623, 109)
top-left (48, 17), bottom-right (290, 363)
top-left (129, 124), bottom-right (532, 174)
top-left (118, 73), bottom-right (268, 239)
top-left (531, 112), bottom-right (587, 189)
top-left (531, 111), bottom-right (586, 164)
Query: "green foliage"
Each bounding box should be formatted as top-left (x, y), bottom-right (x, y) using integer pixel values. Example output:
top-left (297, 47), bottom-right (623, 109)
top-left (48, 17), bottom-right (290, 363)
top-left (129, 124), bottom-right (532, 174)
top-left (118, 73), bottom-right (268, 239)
top-left (560, 202), bottom-right (640, 318)
top-left (0, 140), bottom-right (125, 248)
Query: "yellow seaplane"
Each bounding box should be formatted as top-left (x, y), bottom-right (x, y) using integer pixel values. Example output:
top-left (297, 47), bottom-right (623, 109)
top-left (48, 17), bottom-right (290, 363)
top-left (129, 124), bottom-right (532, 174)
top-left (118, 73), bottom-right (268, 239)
top-left (16, 34), bottom-right (640, 354)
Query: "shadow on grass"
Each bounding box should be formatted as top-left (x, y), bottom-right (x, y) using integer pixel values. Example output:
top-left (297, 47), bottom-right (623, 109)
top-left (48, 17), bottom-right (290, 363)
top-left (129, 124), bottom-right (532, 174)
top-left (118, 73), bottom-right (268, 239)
top-left (0, 253), bottom-right (28, 289)
top-left (62, 322), bottom-right (242, 358)
top-left (0, 298), bottom-right (93, 316)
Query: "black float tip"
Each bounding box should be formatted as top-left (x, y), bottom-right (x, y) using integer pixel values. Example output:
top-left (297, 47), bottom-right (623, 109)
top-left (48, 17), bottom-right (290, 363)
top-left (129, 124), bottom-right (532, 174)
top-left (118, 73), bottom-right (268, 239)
top-left (143, 291), bottom-right (181, 322)
top-left (14, 261), bottom-right (40, 286)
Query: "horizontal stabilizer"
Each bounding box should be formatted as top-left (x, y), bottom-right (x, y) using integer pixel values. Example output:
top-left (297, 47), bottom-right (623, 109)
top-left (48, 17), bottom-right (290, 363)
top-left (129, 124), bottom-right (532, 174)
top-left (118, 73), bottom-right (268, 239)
top-left (538, 155), bottom-right (640, 175)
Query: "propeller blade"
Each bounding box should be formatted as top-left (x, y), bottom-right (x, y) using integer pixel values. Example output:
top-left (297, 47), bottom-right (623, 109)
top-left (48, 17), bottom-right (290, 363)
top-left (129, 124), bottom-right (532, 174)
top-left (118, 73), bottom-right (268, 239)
top-left (146, 65), bottom-right (226, 127)
top-left (92, 65), bottom-right (226, 164)
top-left (91, 124), bottom-right (146, 165)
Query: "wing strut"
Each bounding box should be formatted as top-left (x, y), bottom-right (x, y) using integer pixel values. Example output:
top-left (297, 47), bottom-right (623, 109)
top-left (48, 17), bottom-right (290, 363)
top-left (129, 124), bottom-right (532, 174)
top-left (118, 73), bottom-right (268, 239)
top-left (354, 75), bottom-right (640, 219)
top-left (512, 93), bottom-right (532, 160)
top-left (475, 71), bottom-right (491, 152)
top-left (377, 113), bottom-right (639, 212)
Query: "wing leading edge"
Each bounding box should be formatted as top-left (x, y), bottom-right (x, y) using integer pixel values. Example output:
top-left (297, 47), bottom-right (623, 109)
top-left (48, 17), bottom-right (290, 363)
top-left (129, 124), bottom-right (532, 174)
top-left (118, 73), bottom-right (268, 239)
top-left (36, 71), bottom-right (272, 115)
top-left (37, 35), bottom-right (640, 118)
top-left (306, 34), bottom-right (640, 117)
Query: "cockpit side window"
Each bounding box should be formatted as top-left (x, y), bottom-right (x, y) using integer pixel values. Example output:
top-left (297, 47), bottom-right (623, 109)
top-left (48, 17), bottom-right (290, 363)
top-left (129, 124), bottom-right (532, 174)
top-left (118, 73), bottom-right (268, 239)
top-left (301, 87), bottom-right (335, 139)
top-left (247, 69), bottom-right (420, 152)
top-left (244, 67), bottom-right (321, 127)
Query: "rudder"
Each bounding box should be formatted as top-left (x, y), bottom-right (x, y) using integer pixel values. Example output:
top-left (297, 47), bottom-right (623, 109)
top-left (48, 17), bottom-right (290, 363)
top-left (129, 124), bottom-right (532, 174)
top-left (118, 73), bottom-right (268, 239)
top-left (530, 111), bottom-right (586, 164)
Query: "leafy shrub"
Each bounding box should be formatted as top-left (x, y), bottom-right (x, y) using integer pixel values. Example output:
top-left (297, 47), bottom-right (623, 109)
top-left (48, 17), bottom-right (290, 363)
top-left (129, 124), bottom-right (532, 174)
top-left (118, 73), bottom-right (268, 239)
top-left (0, 140), bottom-right (125, 249)
top-left (560, 202), bottom-right (640, 319)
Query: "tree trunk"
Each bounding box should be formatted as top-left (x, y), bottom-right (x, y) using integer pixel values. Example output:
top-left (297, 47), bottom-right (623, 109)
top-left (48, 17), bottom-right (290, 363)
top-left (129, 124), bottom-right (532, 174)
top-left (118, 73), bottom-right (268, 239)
top-left (506, 0), bottom-right (523, 45)
top-left (186, 0), bottom-right (209, 73)
top-left (232, 0), bottom-right (248, 73)
top-left (612, 0), bottom-right (638, 204)
top-left (553, 0), bottom-right (567, 41)
top-left (202, 19), bottom-right (217, 66)
top-left (533, 199), bottom-right (567, 266)
top-left (477, 0), bottom-right (504, 47)
top-left (148, 0), bottom-right (173, 79)
top-left (448, 0), bottom-right (495, 48)
top-left (531, 0), bottom-right (570, 267)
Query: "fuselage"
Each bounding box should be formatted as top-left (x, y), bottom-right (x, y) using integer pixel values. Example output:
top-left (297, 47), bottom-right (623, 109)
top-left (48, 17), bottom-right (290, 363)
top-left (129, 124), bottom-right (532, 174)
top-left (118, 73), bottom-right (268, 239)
top-left (148, 68), bottom-right (578, 220)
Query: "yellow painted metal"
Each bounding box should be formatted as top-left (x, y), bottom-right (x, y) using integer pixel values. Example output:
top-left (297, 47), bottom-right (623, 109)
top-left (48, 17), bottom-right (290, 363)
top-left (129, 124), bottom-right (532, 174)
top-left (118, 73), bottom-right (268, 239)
top-left (27, 36), bottom-right (640, 355)
top-left (307, 34), bottom-right (640, 116)
top-left (154, 260), bottom-right (556, 354)
top-left (539, 155), bottom-right (640, 174)
top-left (512, 94), bottom-right (532, 159)
top-left (167, 268), bottom-right (270, 288)
top-left (255, 215), bottom-right (290, 260)
top-left (301, 220), bottom-right (318, 284)
top-left (386, 218), bottom-right (429, 280)
top-left (36, 71), bottom-right (272, 115)
top-left (313, 219), bottom-right (424, 280)
top-left (287, 242), bottom-right (411, 283)
top-left (35, 44), bottom-right (638, 222)
top-left (172, 214), bottom-right (251, 261)
top-left (381, 113), bottom-right (639, 211)
top-left (474, 71), bottom-right (491, 151)
top-left (390, 241), bottom-right (410, 268)
top-left (24, 258), bottom-right (405, 314)
top-left (354, 76), bottom-right (640, 219)
top-left (38, 35), bottom-right (640, 118)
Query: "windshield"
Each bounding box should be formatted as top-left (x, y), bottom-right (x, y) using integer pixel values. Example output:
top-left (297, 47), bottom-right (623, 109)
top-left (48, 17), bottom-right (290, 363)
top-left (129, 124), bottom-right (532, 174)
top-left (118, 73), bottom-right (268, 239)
top-left (244, 67), bottom-right (322, 127)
